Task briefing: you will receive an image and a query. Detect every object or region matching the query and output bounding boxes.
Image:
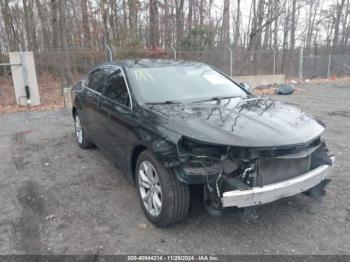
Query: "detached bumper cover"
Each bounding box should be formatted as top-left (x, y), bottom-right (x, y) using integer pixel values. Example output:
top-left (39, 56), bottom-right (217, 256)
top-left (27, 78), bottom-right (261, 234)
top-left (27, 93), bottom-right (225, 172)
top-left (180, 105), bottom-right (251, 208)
top-left (221, 157), bottom-right (335, 208)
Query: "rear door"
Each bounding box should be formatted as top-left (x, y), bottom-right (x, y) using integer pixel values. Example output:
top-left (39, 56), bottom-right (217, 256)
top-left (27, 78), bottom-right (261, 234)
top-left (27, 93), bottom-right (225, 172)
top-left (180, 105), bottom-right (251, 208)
top-left (83, 66), bottom-right (109, 142)
top-left (97, 66), bottom-right (136, 167)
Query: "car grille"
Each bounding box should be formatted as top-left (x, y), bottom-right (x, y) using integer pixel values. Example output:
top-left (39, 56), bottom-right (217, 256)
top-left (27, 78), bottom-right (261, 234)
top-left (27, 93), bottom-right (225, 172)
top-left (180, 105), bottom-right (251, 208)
top-left (259, 156), bottom-right (310, 185)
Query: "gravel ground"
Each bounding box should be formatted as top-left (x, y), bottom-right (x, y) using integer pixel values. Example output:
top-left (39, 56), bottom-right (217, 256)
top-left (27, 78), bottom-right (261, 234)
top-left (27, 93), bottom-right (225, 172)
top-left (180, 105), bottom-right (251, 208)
top-left (0, 80), bottom-right (349, 255)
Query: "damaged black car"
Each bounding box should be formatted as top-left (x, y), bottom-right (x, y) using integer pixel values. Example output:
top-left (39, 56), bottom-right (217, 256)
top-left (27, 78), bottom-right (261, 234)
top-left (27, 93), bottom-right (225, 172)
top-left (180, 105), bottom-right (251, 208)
top-left (71, 59), bottom-right (334, 227)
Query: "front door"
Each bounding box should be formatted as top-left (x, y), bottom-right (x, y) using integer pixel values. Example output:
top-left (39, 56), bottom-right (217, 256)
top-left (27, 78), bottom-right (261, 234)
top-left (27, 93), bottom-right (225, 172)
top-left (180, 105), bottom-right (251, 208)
top-left (97, 67), bottom-right (136, 168)
top-left (83, 66), bottom-right (109, 143)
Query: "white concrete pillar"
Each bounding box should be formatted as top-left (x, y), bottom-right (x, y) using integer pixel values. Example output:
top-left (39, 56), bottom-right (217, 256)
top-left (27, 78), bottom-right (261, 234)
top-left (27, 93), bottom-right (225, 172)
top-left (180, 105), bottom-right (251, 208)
top-left (9, 51), bottom-right (40, 106)
top-left (63, 87), bottom-right (72, 108)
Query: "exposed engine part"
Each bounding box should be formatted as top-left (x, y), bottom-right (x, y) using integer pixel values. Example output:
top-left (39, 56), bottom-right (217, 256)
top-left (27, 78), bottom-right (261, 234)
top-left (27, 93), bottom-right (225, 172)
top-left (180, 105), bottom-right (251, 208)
top-left (259, 157), bottom-right (310, 185)
top-left (204, 181), bottom-right (222, 211)
top-left (176, 135), bottom-right (333, 210)
top-left (221, 176), bottom-right (251, 192)
top-left (215, 155), bottom-right (227, 198)
top-left (222, 159), bottom-right (239, 174)
top-left (241, 166), bottom-right (254, 180)
top-left (215, 173), bottom-right (222, 198)
top-left (204, 191), bottom-right (223, 217)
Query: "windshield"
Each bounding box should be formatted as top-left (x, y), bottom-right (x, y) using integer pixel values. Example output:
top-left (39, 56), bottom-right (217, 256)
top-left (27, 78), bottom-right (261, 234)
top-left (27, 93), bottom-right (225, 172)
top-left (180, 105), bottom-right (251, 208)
top-left (129, 64), bottom-right (247, 103)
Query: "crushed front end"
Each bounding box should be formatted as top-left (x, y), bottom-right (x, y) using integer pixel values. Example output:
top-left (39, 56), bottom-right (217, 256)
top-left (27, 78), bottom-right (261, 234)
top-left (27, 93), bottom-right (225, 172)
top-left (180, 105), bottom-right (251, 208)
top-left (173, 136), bottom-right (334, 210)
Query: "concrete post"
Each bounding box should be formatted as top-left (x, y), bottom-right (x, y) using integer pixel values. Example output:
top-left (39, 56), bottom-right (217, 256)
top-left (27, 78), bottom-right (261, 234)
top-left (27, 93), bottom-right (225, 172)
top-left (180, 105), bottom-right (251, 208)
top-left (63, 87), bottom-right (72, 108)
top-left (9, 51), bottom-right (40, 106)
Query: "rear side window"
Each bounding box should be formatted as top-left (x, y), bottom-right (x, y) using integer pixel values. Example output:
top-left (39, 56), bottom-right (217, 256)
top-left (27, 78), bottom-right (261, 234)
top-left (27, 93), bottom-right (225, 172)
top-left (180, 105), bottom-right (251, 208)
top-left (88, 67), bottom-right (109, 92)
top-left (103, 68), bottom-right (130, 107)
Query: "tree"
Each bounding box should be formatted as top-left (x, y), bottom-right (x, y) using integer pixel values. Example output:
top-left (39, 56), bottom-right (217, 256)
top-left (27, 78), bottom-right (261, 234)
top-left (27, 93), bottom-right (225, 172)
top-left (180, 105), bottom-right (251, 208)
top-left (176, 0), bottom-right (185, 47)
top-left (290, 0), bottom-right (297, 50)
top-left (333, 0), bottom-right (346, 50)
top-left (221, 0), bottom-right (230, 47)
top-left (50, 0), bottom-right (60, 48)
top-left (149, 0), bottom-right (159, 48)
top-left (35, 0), bottom-right (50, 50)
top-left (0, 0), bottom-right (350, 81)
top-left (128, 0), bottom-right (138, 43)
top-left (81, 0), bottom-right (91, 48)
top-left (234, 0), bottom-right (241, 49)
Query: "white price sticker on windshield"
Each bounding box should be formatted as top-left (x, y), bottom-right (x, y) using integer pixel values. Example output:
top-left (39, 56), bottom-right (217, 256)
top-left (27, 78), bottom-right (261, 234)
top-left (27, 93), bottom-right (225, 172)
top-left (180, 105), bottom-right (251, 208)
top-left (203, 72), bottom-right (231, 85)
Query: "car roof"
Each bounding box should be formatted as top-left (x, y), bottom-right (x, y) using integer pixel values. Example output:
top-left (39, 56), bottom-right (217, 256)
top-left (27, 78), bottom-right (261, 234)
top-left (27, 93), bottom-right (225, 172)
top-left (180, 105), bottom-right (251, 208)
top-left (102, 59), bottom-right (205, 69)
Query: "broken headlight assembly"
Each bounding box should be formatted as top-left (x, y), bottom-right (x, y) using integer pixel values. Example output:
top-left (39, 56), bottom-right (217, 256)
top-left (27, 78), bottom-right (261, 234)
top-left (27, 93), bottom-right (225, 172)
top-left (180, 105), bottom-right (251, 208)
top-left (175, 137), bottom-right (255, 188)
top-left (177, 137), bottom-right (235, 175)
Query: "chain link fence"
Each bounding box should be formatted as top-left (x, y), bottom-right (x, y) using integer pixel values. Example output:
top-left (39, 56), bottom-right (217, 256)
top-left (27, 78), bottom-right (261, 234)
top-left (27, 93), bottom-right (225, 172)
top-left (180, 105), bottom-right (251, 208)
top-left (1, 47), bottom-right (349, 108)
top-left (1, 47), bottom-right (349, 80)
top-left (174, 48), bottom-right (349, 79)
top-left (303, 52), bottom-right (350, 79)
top-left (29, 47), bottom-right (350, 79)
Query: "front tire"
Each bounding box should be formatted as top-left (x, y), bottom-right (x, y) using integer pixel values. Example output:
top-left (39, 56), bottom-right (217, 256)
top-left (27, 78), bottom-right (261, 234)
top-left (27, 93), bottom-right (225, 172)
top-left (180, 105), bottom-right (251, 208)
top-left (136, 150), bottom-right (190, 227)
top-left (74, 112), bottom-right (93, 149)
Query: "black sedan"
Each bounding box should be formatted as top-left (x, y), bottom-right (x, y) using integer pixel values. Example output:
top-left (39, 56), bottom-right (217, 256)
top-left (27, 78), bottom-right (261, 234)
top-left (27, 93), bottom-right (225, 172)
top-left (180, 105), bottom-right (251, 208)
top-left (71, 59), bottom-right (334, 227)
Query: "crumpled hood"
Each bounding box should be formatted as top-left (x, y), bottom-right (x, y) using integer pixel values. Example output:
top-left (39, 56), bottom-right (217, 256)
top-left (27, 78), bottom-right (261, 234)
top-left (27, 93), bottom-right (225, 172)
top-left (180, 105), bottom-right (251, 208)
top-left (143, 97), bottom-right (325, 147)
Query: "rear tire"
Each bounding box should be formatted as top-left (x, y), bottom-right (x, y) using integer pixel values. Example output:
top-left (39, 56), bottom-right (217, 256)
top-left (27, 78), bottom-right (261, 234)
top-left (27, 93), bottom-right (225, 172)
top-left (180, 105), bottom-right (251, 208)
top-left (74, 112), bottom-right (93, 149)
top-left (135, 150), bottom-right (190, 227)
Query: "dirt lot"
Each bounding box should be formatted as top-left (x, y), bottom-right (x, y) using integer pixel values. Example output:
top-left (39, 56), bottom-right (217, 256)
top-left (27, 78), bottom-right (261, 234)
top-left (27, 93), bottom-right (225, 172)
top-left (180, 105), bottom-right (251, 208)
top-left (0, 74), bottom-right (82, 113)
top-left (0, 80), bottom-right (349, 255)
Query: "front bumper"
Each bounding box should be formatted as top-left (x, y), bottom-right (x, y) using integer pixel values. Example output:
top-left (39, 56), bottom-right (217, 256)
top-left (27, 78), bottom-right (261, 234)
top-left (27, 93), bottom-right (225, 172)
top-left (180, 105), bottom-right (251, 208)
top-left (221, 156), bottom-right (335, 208)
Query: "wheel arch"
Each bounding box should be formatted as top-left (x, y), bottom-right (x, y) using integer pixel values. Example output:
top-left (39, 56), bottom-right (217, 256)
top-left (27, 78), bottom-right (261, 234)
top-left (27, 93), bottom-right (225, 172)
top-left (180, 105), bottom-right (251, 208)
top-left (129, 144), bottom-right (148, 183)
top-left (129, 139), bottom-right (180, 184)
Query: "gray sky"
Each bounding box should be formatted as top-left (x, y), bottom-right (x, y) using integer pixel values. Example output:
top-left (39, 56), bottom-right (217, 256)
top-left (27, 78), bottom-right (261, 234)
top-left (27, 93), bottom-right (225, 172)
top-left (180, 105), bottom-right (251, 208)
top-left (211, 0), bottom-right (335, 47)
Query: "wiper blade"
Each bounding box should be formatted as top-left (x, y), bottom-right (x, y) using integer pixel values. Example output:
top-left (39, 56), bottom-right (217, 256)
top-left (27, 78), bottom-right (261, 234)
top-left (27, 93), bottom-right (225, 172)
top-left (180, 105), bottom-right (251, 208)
top-left (145, 100), bottom-right (183, 105)
top-left (191, 95), bottom-right (241, 103)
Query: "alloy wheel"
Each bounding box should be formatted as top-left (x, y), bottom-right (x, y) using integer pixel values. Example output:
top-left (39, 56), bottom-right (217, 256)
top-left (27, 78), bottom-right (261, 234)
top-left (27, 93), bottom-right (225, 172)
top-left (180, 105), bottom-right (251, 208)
top-left (75, 115), bottom-right (83, 144)
top-left (138, 160), bottom-right (162, 217)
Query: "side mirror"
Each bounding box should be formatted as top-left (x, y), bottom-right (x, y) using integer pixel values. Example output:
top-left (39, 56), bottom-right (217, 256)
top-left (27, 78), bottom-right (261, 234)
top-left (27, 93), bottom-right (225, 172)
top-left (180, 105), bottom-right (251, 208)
top-left (240, 82), bottom-right (252, 91)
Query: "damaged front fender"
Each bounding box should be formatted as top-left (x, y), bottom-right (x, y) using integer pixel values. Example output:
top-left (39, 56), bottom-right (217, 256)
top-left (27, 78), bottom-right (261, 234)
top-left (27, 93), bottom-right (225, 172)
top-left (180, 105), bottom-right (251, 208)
top-left (137, 125), bottom-right (183, 168)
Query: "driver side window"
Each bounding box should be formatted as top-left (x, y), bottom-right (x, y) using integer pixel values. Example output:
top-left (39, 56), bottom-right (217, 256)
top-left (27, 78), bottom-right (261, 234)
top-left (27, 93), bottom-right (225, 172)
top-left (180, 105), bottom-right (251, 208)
top-left (88, 67), bottom-right (109, 93)
top-left (103, 68), bottom-right (130, 107)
